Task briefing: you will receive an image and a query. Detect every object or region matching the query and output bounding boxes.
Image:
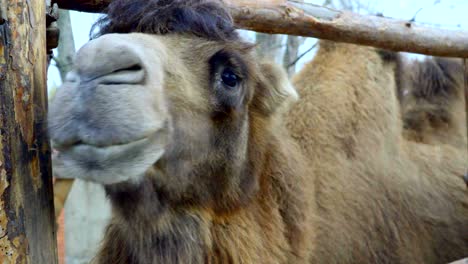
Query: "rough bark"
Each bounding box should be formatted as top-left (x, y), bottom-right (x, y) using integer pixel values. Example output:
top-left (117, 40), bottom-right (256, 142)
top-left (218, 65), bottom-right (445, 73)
top-left (228, 0), bottom-right (468, 58)
top-left (53, 0), bottom-right (468, 58)
top-left (0, 0), bottom-right (57, 263)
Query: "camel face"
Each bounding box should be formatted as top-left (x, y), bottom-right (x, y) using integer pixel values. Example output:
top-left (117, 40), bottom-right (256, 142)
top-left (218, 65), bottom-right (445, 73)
top-left (399, 57), bottom-right (467, 147)
top-left (50, 33), bottom-right (171, 184)
top-left (49, 32), bottom-right (297, 208)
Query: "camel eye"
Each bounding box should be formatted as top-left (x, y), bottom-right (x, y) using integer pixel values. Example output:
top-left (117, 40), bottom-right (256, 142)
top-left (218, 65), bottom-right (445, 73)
top-left (221, 68), bottom-right (239, 88)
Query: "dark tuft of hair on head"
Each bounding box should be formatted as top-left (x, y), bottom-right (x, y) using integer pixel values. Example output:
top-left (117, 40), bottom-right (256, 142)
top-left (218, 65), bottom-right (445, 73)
top-left (377, 49), bottom-right (399, 63)
top-left (91, 0), bottom-right (238, 41)
top-left (411, 57), bottom-right (463, 100)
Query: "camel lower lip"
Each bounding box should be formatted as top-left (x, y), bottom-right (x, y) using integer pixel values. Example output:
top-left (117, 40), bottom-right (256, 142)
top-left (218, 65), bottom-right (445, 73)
top-left (68, 137), bottom-right (149, 151)
top-left (49, 122), bottom-right (170, 184)
top-left (51, 131), bottom-right (167, 184)
top-left (53, 135), bottom-right (152, 153)
top-left (52, 126), bottom-right (169, 166)
top-left (62, 137), bottom-right (152, 162)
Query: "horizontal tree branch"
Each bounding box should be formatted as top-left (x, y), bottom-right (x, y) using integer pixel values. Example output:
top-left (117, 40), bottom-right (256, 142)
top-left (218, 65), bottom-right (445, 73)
top-left (53, 0), bottom-right (109, 13)
top-left (53, 0), bottom-right (468, 58)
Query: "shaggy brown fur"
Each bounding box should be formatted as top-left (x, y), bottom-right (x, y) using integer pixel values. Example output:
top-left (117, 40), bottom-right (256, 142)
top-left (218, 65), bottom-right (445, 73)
top-left (48, 0), bottom-right (468, 263)
top-left (287, 41), bottom-right (468, 263)
top-left (398, 56), bottom-right (467, 148)
top-left (62, 1), bottom-right (313, 263)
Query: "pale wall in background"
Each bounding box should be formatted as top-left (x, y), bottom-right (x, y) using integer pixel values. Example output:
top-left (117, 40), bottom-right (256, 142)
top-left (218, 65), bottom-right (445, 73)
top-left (65, 180), bottom-right (111, 264)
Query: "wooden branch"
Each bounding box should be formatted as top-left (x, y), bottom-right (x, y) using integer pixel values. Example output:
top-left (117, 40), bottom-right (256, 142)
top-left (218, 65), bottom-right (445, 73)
top-left (0, 1), bottom-right (57, 263)
top-left (53, 0), bottom-right (109, 13)
top-left (47, 25), bottom-right (60, 50)
top-left (228, 0), bottom-right (468, 58)
top-left (53, 0), bottom-right (468, 58)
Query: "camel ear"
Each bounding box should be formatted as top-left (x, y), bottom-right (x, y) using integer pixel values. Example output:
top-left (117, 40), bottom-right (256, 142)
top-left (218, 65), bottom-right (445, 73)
top-left (252, 63), bottom-right (299, 116)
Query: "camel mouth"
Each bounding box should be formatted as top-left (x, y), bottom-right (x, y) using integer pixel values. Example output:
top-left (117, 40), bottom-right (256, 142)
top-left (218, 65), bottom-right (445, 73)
top-left (52, 136), bottom-right (153, 171)
top-left (51, 129), bottom-right (169, 184)
top-left (54, 136), bottom-right (150, 156)
top-left (52, 134), bottom-right (153, 152)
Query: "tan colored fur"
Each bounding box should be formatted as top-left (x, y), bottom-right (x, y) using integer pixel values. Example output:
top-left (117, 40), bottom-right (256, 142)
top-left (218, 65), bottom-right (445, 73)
top-left (91, 106), bottom-right (313, 264)
top-left (287, 41), bottom-right (467, 263)
top-left (48, 1), bottom-right (467, 263)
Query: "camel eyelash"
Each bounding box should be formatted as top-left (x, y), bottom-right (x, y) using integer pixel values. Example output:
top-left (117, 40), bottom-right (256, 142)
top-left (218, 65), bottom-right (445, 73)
top-left (208, 50), bottom-right (248, 80)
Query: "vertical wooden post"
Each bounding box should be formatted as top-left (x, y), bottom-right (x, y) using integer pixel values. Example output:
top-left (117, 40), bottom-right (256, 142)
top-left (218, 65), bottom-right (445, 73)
top-left (464, 59), bottom-right (468, 151)
top-left (0, 0), bottom-right (57, 263)
top-left (464, 59), bottom-right (468, 187)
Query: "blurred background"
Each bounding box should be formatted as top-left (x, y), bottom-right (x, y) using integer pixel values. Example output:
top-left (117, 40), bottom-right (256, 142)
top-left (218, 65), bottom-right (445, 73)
top-left (47, 1), bottom-right (468, 263)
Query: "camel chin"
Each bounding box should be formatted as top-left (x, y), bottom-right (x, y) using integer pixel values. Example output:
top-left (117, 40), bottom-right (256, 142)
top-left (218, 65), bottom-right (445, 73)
top-left (52, 129), bottom-right (168, 185)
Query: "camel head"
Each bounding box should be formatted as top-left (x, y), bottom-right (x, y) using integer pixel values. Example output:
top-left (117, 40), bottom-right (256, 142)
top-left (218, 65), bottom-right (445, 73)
top-left (48, 0), bottom-right (298, 214)
top-left (399, 57), bottom-right (467, 146)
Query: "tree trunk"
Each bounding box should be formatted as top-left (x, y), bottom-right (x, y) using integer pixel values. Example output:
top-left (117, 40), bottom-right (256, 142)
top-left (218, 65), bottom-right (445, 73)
top-left (56, 9), bottom-right (76, 81)
top-left (283, 35), bottom-right (303, 76)
top-left (0, 0), bottom-right (57, 263)
top-left (255, 33), bottom-right (284, 64)
top-left (53, 8), bottom-right (76, 217)
top-left (282, 0), bottom-right (305, 76)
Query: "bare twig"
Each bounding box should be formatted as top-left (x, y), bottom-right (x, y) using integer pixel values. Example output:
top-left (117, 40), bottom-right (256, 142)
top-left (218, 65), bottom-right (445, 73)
top-left (409, 1), bottom-right (442, 23)
top-left (409, 8), bottom-right (423, 22)
top-left (287, 43), bottom-right (318, 68)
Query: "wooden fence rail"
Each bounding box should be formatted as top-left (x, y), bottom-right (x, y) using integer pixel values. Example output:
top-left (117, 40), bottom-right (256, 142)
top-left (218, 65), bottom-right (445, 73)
top-left (53, 0), bottom-right (468, 58)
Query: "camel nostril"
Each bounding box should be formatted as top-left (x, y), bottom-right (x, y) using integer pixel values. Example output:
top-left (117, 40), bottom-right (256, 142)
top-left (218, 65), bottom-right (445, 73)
top-left (74, 35), bottom-right (147, 85)
top-left (98, 63), bottom-right (145, 85)
top-left (112, 64), bottom-right (143, 73)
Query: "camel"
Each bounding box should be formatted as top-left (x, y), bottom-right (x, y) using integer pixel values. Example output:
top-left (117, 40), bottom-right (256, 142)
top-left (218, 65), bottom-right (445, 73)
top-left (48, 0), bottom-right (468, 263)
top-left (397, 56), bottom-right (467, 148)
top-left (287, 41), bottom-right (467, 263)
